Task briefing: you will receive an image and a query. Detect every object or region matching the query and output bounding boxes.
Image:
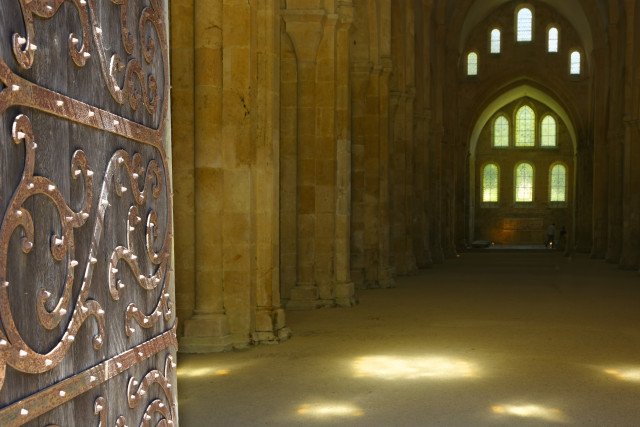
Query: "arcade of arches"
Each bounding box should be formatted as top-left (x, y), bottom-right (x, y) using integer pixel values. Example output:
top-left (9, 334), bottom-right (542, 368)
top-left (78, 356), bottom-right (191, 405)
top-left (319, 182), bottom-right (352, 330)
top-left (169, 0), bottom-right (640, 352)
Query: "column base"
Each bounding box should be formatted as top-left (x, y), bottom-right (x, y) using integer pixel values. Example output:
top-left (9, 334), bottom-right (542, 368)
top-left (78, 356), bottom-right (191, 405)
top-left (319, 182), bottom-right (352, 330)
top-left (335, 281), bottom-right (358, 307)
top-left (379, 266), bottom-right (395, 288)
top-left (286, 285), bottom-right (323, 310)
top-left (252, 307), bottom-right (291, 344)
top-left (179, 313), bottom-right (233, 353)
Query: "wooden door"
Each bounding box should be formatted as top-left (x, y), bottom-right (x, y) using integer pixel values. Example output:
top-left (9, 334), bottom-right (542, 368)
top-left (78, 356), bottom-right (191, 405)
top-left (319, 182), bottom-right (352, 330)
top-left (0, 1), bottom-right (176, 425)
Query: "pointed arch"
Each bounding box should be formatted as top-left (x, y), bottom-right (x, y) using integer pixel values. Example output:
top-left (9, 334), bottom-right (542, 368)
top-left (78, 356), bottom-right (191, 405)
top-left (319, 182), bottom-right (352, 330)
top-left (469, 84), bottom-right (577, 155)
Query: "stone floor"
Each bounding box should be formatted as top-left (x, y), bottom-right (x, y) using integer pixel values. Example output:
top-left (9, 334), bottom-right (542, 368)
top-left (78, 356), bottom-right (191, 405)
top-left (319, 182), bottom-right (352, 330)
top-left (177, 251), bottom-right (640, 426)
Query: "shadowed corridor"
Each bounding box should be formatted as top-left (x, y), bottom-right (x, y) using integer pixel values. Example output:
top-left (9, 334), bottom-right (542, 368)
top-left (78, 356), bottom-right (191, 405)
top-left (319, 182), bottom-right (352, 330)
top-left (178, 251), bottom-right (640, 426)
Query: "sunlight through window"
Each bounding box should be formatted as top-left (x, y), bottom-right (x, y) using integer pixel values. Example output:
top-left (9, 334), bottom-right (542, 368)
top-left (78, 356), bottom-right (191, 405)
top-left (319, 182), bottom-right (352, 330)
top-left (492, 404), bottom-right (569, 423)
top-left (297, 403), bottom-right (364, 418)
top-left (541, 115), bottom-right (557, 147)
top-left (570, 51), bottom-right (581, 75)
top-left (493, 115), bottom-right (509, 147)
top-left (548, 27), bottom-right (559, 52)
top-left (517, 8), bottom-right (533, 42)
top-left (549, 164), bottom-right (566, 202)
top-left (483, 164), bottom-right (499, 202)
top-left (467, 52), bottom-right (478, 76)
top-left (353, 355), bottom-right (479, 380)
top-left (490, 29), bottom-right (501, 54)
top-left (515, 105), bottom-right (535, 147)
top-left (515, 163), bottom-right (534, 202)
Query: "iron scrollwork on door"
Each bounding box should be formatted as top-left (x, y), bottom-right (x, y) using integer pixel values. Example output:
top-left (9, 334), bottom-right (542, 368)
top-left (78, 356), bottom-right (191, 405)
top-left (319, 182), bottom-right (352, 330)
top-left (0, 1), bottom-right (175, 425)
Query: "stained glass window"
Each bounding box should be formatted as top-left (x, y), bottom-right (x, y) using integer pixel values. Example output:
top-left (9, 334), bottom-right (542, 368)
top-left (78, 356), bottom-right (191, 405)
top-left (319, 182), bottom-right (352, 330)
top-left (467, 52), bottom-right (478, 76)
top-left (483, 164), bottom-right (499, 202)
top-left (540, 115), bottom-right (556, 147)
top-left (550, 164), bottom-right (566, 202)
top-left (517, 8), bottom-right (533, 42)
top-left (493, 116), bottom-right (509, 147)
top-left (491, 29), bottom-right (501, 54)
top-left (515, 163), bottom-right (534, 202)
top-left (515, 106), bottom-right (535, 147)
top-left (548, 27), bottom-right (559, 52)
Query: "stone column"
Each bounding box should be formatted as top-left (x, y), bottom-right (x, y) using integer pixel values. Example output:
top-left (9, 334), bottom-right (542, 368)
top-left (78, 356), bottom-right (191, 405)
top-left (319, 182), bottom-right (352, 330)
top-left (363, 65), bottom-right (383, 287)
top-left (591, 46), bottom-right (610, 258)
top-left (403, 0), bottom-right (417, 273)
top-left (350, 62), bottom-right (370, 288)
top-left (377, 59), bottom-right (395, 287)
top-left (574, 142), bottom-right (594, 253)
top-left (404, 88), bottom-right (417, 273)
top-left (334, 1), bottom-right (357, 306)
top-left (252, 0), bottom-right (289, 343)
top-left (279, 29), bottom-right (299, 300)
top-left (282, 11), bottom-right (325, 309)
top-left (621, 117), bottom-right (640, 267)
top-left (429, 22), bottom-right (446, 263)
top-left (619, 0), bottom-right (639, 268)
top-left (170, 0), bottom-right (195, 335)
top-left (314, 13), bottom-right (339, 307)
top-left (182, 0), bottom-right (232, 352)
top-left (605, 21), bottom-right (624, 263)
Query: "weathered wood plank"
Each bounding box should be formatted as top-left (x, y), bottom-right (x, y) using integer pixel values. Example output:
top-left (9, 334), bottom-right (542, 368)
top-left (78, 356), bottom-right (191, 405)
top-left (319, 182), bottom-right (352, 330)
top-left (0, 1), bottom-right (175, 425)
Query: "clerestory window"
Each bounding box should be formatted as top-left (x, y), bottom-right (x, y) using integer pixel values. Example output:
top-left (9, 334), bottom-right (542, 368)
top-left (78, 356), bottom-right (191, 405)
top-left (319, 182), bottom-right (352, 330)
top-left (490, 29), bottom-right (501, 54)
top-left (467, 52), bottom-right (478, 76)
top-left (548, 27), bottom-right (559, 52)
top-left (570, 51), bottom-right (581, 75)
top-left (517, 8), bottom-right (533, 42)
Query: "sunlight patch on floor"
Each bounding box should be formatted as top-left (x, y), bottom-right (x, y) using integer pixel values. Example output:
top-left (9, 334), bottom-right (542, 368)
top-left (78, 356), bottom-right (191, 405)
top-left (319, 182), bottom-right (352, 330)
top-left (352, 355), bottom-right (479, 380)
top-left (296, 403), bottom-right (364, 418)
top-left (177, 365), bottom-right (232, 379)
top-left (491, 404), bottom-right (569, 423)
top-left (604, 367), bottom-right (640, 382)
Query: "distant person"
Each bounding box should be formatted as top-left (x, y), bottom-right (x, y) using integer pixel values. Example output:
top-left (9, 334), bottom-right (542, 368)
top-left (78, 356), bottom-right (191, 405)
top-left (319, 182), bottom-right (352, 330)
top-left (559, 225), bottom-right (567, 250)
top-left (546, 223), bottom-right (556, 248)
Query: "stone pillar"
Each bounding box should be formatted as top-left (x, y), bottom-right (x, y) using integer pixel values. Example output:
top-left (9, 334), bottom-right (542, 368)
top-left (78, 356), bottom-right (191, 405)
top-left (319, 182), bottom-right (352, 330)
top-left (429, 127), bottom-right (444, 263)
top-left (429, 22), bottom-right (446, 263)
top-left (605, 21), bottom-right (624, 263)
top-left (591, 46), bottom-right (610, 258)
top-left (314, 13), bottom-right (339, 307)
top-left (334, 1), bottom-right (357, 306)
top-left (252, 0), bottom-right (290, 343)
top-left (362, 65), bottom-right (385, 287)
top-left (377, 59), bottom-right (395, 287)
top-left (279, 30), bottom-right (298, 300)
top-left (606, 131), bottom-right (624, 262)
top-left (574, 142), bottom-right (594, 253)
top-left (619, 0), bottom-right (640, 268)
top-left (170, 0), bottom-right (195, 336)
top-left (350, 62), bottom-right (370, 288)
top-left (621, 117), bottom-right (640, 268)
top-left (403, 0), bottom-right (417, 273)
top-left (413, 1), bottom-right (433, 268)
top-left (283, 11), bottom-right (325, 309)
top-left (181, 0), bottom-right (232, 352)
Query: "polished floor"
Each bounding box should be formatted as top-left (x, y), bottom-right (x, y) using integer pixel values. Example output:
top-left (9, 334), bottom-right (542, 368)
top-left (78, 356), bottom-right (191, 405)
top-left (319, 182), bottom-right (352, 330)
top-left (177, 251), bottom-right (640, 426)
